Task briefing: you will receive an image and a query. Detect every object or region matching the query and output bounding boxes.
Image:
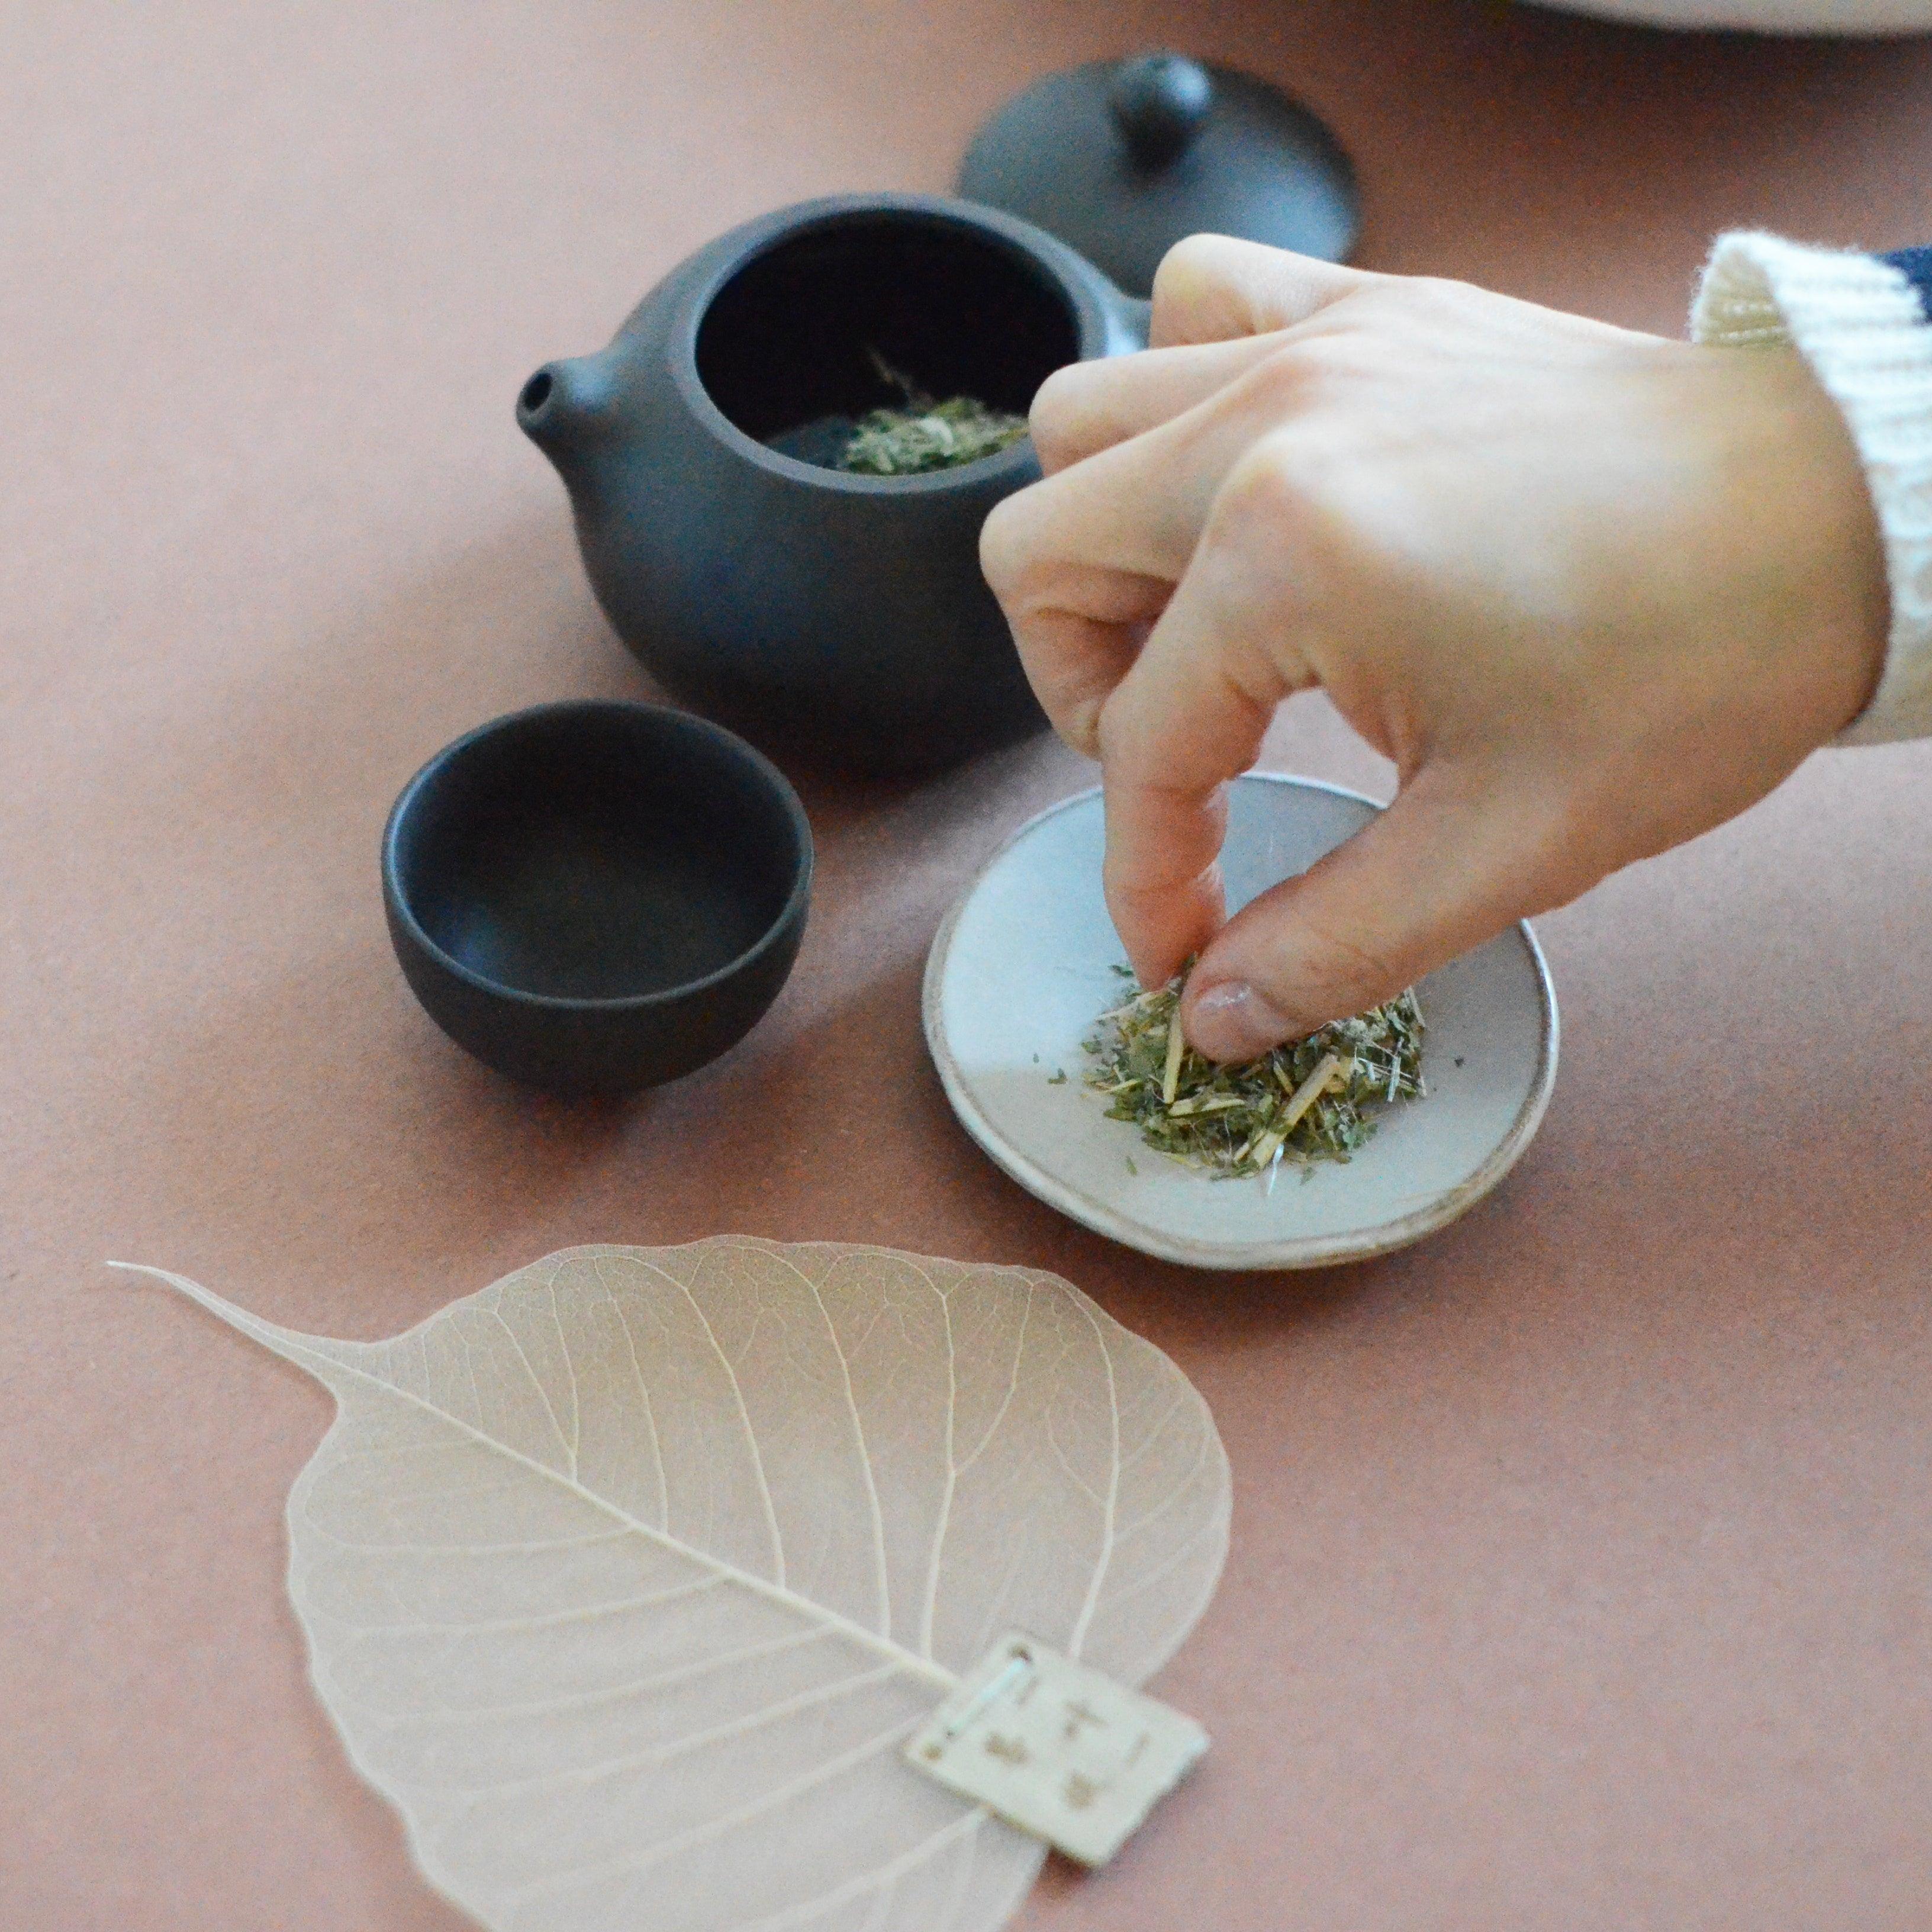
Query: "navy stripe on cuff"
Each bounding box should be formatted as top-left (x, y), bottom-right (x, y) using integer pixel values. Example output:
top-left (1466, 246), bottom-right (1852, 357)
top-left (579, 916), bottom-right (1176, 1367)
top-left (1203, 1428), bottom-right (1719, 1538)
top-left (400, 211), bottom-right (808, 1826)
top-left (1882, 246), bottom-right (1932, 321)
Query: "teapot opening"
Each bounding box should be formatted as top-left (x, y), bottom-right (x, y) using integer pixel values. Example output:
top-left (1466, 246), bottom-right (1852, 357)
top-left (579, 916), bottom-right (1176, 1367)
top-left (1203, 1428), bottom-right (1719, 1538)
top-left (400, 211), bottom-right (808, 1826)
top-left (694, 210), bottom-right (1078, 473)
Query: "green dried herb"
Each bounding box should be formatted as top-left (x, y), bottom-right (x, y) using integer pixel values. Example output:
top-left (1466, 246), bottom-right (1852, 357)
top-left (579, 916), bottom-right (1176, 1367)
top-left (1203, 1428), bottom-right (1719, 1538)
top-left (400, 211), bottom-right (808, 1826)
top-left (831, 350), bottom-right (1027, 475)
top-left (1084, 970), bottom-right (1426, 1182)
top-left (836, 393), bottom-right (1027, 475)
top-left (765, 353), bottom-right (1030, 474)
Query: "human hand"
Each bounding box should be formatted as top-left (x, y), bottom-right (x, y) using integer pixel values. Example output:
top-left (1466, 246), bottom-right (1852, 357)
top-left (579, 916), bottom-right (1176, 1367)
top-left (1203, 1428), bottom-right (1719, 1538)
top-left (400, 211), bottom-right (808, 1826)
top-left (980, 236), bottom-right (1889, 1061)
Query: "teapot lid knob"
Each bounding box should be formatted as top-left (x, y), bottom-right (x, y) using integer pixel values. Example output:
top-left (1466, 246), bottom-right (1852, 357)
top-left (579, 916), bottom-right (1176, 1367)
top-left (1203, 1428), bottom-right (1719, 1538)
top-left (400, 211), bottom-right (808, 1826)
top-left (958, 51), bottom-right (1358, 300)
top-left (1107, 52), bottom-right (1213, 169)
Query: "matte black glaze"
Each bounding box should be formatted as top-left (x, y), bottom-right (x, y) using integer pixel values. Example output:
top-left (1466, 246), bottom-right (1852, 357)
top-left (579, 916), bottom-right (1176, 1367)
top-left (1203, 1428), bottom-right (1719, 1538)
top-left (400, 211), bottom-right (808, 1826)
top-left (517, 194), bottom-right (1147, 774)
top-left (958, 53), bottom-right (1359, 300)
top-left (383, 702), bottom-right (812, 1097)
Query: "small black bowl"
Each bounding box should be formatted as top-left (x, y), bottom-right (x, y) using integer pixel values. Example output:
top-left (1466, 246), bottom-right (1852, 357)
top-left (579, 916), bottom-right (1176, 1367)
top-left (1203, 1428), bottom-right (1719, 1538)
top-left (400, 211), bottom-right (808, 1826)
top-left (382, 701), bottom-right (812, 1096)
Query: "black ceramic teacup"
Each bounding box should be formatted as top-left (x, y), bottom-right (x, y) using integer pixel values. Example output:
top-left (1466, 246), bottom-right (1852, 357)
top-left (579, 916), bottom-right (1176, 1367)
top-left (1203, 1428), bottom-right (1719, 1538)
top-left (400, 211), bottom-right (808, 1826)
top-left (517, 194), bottom-right (1149, 774)
top-left (382, 701), bottom-right (812, 1097)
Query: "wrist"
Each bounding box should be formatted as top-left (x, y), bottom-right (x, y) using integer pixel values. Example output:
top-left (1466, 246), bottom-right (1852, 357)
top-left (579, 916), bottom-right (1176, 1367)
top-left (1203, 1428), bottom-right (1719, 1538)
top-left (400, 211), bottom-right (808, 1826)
top-left (1750, 349), bottom-right (1890, 742)
top-left (1695, 232), bottom-right (1932, 746)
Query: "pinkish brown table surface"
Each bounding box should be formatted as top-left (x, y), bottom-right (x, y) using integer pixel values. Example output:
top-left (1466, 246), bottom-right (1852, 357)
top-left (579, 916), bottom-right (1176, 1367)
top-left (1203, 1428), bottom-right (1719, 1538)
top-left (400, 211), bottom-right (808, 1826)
top-left (6, 4), bottom-right (1932, 1927)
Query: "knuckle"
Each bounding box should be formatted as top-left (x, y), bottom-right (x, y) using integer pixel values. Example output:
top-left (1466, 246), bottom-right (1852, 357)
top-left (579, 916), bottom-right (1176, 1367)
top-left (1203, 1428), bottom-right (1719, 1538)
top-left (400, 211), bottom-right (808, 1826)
top-left (1152, 232), bottom-right (1235, 295)
top-left (1396, 272), bottom-right (1465, 305)
top-left (1203, 431), bottom-right (1381, 618)
top-left (1149, 233), bottom-right (1244, 340)
top-left (1251, 331), bottom-right (1377, 402)
top-left (1093, 681), bottom-right (1180, 782)
top-left (1238, 341), bottom-right (1319, 412)
top-left (1062, 695), bottom-right (1105, 761)
top-left (1091, 685), bottom-right (1140, 772)
top-left (1215, 431), bottom-right (1336, 534)
top-left (1372, 272), bottom-right (1480, 329)
top-left (976, 490), bottom-right (1035, 598)
top-left (1026, 362), bottom-right (1100, 468)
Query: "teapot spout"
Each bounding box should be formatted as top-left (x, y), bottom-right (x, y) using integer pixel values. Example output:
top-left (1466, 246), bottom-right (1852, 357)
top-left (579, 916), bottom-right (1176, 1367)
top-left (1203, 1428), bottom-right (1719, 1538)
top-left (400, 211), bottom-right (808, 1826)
top-left (517, 352), bottom-right (622, 482)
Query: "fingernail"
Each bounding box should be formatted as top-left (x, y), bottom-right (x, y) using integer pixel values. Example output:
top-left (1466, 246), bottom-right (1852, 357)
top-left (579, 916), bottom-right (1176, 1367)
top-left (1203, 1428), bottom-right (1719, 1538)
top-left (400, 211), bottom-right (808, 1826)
top-left (1185, 980), bottom-right (1295, 1063)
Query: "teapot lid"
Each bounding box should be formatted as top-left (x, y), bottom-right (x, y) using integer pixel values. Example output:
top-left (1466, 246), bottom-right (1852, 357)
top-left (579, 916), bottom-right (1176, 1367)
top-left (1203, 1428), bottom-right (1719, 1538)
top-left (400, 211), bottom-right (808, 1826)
top-left (957, 52), bottom-right (1358, 300)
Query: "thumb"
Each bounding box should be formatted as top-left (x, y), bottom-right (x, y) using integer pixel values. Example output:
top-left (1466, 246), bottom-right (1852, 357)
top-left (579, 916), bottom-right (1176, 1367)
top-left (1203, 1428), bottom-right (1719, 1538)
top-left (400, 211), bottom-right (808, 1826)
top-left (1180, 768), bottom-right (1559, 1061)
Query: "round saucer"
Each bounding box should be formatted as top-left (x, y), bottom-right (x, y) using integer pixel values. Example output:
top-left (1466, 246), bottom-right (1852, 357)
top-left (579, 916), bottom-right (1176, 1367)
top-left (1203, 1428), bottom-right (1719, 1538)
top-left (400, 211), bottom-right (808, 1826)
top-left (923, 775), bottom-right (1557, 1269)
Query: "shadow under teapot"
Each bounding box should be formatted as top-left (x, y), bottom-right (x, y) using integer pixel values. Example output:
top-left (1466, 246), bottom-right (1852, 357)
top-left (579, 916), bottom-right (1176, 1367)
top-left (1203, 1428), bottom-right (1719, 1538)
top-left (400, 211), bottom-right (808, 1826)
top-left (519, 194), bottom-right (1147, 775)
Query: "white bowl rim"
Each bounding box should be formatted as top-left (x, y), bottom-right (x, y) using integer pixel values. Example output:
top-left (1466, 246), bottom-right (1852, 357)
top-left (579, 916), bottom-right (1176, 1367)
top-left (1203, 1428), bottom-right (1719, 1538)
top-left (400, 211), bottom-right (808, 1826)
top-left (923, 774), bottom-right (1561, 1270)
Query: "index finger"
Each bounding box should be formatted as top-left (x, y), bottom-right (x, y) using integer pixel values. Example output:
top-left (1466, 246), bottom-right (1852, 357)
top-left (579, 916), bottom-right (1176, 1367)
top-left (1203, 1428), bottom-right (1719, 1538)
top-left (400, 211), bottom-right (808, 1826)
top-left (1096, 512), bottom-right (1310, 985)
top-left (980, 375), bottom-right (1289, 755)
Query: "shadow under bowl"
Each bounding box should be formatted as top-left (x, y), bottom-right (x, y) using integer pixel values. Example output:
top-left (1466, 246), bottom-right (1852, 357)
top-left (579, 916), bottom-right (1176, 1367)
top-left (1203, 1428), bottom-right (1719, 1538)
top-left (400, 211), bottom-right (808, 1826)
top-left (382, 701), bottom-right (812, 1097)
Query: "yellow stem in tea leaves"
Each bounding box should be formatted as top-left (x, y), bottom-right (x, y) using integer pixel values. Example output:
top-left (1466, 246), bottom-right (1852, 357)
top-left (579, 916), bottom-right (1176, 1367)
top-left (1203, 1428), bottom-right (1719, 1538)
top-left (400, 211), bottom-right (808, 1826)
top-left (1161, 1015), bottom-right (1187, 1106)
top-left (1277, 1053), bottom-right (1344, 1137)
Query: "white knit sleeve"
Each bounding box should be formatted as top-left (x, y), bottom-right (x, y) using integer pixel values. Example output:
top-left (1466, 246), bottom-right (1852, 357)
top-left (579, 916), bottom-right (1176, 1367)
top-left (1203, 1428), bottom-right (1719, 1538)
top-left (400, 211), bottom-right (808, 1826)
top-left (1693, 232), bottom-right (1932, 746)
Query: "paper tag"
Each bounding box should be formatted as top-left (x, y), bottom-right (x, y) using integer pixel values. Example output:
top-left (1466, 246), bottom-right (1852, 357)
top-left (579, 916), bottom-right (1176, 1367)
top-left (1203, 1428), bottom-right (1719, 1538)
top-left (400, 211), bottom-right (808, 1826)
top-left (903, 1633), bottom-right (1208, 1867)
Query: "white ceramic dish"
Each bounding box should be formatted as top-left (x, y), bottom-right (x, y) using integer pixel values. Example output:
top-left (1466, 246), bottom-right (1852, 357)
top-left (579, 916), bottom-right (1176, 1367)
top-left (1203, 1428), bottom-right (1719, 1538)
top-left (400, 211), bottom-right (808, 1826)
top-left (924, 776), bottom-right (1559, 1270)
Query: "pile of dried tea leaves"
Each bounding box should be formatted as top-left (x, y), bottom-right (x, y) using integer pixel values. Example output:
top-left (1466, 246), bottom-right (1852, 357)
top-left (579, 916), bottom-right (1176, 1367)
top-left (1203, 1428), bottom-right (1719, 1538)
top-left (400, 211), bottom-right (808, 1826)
top-left (836, 392), bottom-right (1028, 475)
top-left (1084, 968), bottom-right (1425, 1181)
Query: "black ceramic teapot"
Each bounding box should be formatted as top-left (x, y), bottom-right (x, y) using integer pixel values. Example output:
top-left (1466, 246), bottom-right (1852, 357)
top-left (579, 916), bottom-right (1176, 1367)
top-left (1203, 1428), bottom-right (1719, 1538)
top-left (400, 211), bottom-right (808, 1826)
top-left (518, 194), bottom-right (1148, 773)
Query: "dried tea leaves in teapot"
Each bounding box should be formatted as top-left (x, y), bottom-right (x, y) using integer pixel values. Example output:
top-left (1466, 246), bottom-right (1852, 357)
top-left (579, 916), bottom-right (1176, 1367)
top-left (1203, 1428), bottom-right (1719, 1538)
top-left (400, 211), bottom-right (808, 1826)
top-left (836, 347), bottom-right (1027, 475)
top-left (836, 393), bottom-right (1029, 475)
top-left (765, 349), bottom-right (1029, 476)
top-left (1084, 968), bottom-right (1425, 1181)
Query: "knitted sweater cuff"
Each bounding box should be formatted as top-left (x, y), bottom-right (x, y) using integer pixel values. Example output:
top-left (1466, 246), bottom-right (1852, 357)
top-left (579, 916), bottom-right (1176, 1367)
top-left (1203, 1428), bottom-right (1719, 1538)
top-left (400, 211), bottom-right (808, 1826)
top-left (1692, 232), bottom-right (1932, 746)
